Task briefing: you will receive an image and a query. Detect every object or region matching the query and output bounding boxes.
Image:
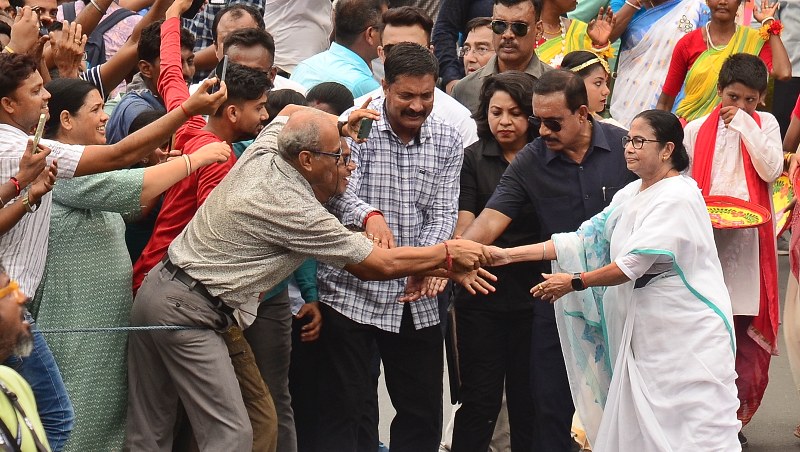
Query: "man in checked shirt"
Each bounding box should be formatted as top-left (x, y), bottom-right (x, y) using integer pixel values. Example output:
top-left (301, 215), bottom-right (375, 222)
top-left (316, 42), bottom-right (462, 452)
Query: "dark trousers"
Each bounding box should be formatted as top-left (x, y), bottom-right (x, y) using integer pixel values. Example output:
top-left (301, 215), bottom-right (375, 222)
top-left (451, 307), bottom-right (535, 452)
top-left (317, 303), bottom-right (443, 452)
top-left (530, 302), bottom-right (575, 451)
top-left (774, 77), bottom-right (800, 138)
top-left (289, 315), bottom-right (321, 452)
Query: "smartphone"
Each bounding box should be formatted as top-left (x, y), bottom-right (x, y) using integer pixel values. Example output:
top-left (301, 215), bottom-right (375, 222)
top-left (181, 0), bottom-right (207, 19)
top-left (357, 118), bottom-right (373, 140)
top-left (32, 113), bottom-right (46, 154)
top-left (208, 55), bottom-right (229, 94)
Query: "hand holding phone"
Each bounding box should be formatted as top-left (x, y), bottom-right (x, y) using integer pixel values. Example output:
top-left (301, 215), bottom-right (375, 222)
top-left (208, 55), bottom-right (229, 95)
top-left (357, 118), bottom-right (373, 140)
top-left (32, 113), bottom-right (46, 154)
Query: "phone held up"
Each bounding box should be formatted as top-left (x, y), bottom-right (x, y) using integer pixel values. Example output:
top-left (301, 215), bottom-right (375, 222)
top-left (32, 113), bottom-right (46, 154)
top-left (208, 55), bottom-right (229, 95)
top-left (357, 118), bottom-right (373, 140)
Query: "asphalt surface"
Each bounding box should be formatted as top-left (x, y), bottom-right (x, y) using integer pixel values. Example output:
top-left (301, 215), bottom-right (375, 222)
top-left (378, 255), bottom-right (800, 451)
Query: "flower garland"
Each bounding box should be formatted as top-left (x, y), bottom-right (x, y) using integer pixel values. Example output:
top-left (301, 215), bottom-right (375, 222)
top-left (759, 18), bottom-right (783, 41)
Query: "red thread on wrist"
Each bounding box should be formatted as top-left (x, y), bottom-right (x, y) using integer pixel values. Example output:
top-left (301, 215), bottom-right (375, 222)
top-left (580, 272), bottom-right (587, 289)
top-left (179, 103), bottom-right (191, 118)
top-left (443, 241), bottom-right (453, 272)
top-left (9, 177), bottom-right (20, 196)
top-left (363, 210), bottom-right (383, 228)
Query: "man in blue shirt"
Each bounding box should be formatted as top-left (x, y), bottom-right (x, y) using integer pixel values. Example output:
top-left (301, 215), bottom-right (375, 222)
top-left (290, 0), bottom-right (387, 97)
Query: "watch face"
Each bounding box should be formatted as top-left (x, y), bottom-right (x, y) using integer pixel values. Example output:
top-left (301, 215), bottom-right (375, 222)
top-left (571, 274), bottom-right (583, 291)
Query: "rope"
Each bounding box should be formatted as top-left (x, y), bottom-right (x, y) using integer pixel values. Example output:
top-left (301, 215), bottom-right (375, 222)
top-left (39, 325), bottom-right (204, 334)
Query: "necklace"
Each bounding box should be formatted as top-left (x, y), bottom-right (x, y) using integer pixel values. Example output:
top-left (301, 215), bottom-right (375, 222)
top-left (705, 23), bottom-right (736, 51)
top-left (536, 17), bottom-right (567, 66)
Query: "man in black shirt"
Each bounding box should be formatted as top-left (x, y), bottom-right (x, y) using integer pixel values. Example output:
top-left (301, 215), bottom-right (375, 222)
top-left (461, 70), bottom-right (637, 451)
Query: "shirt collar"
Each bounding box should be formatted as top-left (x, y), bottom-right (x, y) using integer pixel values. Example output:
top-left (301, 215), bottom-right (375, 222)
top-left (329, 42), bottom-right (373, 75)
top-left (0, 123), bottom-right (29, 138)
top-left (543, 116), bottom-right (612, 164)
top-left (480, 139), bottom-right (503, 158)
top-left (480, 53), bottom-right (548, 79)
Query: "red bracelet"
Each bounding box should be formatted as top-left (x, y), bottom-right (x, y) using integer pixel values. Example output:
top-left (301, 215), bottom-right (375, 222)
top-left (9, 177), bottom-right (20, 196)
top-left (443, 241), bottom-right (453, 272)
top-left (363, 210), bottom-right (384, 228)
top-left (580, 272), bottom-right (587, 288)
top-left (179, 103), bottom-right (191, 118)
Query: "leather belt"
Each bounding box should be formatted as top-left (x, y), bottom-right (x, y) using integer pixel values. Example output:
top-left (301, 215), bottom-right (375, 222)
top-left (160, 255), bottom-right (233, 316)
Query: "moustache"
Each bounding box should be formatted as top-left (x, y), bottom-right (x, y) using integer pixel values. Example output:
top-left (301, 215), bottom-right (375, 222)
top-left (401, 109), bottom-right (426, 118)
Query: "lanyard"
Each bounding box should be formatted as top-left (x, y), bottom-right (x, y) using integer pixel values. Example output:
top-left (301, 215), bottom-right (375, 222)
top-left (0, 381), bottom-right (48, 452)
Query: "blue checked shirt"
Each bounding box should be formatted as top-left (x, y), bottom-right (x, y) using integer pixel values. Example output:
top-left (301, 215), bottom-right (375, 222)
top-left (318, 98), bottom-right (463, 332)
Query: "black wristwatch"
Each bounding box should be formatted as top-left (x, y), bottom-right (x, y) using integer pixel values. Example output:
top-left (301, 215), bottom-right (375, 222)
top-left (571, 273), bottom-right (586, 291)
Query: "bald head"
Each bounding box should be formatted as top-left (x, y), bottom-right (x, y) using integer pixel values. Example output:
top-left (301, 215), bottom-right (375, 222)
top-left (278, 109), bottom-right (338, 161)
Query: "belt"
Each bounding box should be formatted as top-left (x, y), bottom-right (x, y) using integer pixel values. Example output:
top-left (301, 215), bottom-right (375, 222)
top-left (160, 255), bottom-right (234, 316)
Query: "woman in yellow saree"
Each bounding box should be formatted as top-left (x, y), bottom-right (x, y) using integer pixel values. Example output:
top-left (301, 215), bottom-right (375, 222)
top-left (656, 0), bottom-right (790, 122)
top-left (535, 0), bottom-right (615, 67)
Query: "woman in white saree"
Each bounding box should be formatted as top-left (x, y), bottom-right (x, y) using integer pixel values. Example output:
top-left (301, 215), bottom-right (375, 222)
top-left (488, 110), bottom-right (740, 451)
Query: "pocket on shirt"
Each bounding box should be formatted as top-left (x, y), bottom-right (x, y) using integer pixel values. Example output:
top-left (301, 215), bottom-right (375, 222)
top-left (415, 169), bottom-right (438, 207)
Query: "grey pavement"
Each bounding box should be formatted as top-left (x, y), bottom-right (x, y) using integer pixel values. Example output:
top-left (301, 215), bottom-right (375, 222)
top-left (377, 255), bottom-right (800, 451)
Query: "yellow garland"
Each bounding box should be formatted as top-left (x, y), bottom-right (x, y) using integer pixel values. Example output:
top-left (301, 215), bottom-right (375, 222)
top-left (759, 20), bottom-right (783, 41)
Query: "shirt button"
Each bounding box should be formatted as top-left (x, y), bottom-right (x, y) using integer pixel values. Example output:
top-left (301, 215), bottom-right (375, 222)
top-left (579, 166), bottom-right (584, 171)
top-left (584, 194), bottom-right (590, 200)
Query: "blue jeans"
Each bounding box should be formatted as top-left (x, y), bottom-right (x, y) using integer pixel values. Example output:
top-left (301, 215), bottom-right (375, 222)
top-left (4, 312), bottom-right (75, 451)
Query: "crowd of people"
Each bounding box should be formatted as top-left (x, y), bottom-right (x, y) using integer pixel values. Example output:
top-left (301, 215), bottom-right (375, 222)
top-left (0, 0), bottom-right (799, 451)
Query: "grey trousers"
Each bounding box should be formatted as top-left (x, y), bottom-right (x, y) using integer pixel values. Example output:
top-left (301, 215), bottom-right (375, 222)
top-left (125, 262), bottom-right (253, 451)
top-left (244, 289), bottom-right (297, 452)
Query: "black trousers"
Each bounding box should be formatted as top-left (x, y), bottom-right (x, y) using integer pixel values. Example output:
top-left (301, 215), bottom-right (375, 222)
top-left (774, 77), bottom-right (800, 138)
top-left (316, 303), bottom-right (443, 452)
top-left (530, 302), bottom-right (575, 451)
top-left (289, 315), bottom-right (321, 452)
top-left (451, 307), bottom-right (535, 452)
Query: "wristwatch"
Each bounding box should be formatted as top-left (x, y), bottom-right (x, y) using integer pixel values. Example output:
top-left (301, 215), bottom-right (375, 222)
top-left (571, 273), bottom-right (586, 291)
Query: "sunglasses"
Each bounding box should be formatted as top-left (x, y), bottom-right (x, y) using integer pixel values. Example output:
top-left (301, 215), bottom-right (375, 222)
top-left (310, 148), bottom-right (352, 166)
top-left (490, 20), bottom-right (531, 37)
top-left (528, 115), bottom-right (563, 132)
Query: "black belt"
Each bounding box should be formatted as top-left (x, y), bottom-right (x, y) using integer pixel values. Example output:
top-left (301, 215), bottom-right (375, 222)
top-left (634, 271), bottom-right (672, 289)
top-left (160, 255), bottom-right (234, 316)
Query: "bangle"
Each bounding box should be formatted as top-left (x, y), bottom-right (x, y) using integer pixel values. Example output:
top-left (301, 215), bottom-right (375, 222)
top-left (580, 272), bottom-right (587, 288)
top-left (761, 16), bottom-right (775, 26)
top-left (9, 177), bottom-right (20, 196)
top-left (179, 103), bottom-right (191, 118)
top-left (541, 241), bottom-right (546, 260)
top-left (3, 45), bottom-right (14, 54)
top-left (362, 210), bottom-right (383, 228)
top-left (759, 18), bottom-right (783, 40)
top-left (337, 120), bottom-right (348, 137)
top-left (89, 0), bottom-right (105, 13)
top-left (624, 0), bottom-right (641, 10)
top-left (182, 154), bottom-right (192, 176)
top-left (443, 241), bottom-right (453, 272)
top-left (0, 195), bottom-right (6, 207)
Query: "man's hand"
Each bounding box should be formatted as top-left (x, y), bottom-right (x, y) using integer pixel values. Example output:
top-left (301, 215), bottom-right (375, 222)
top-left (343, 98), bottom-right (380, 143)
top-left (27, 159), bottom-right (58, 205)
top-left (398, 275), bottom-right (426, 302)
top-left (445, 239), bottom-right (490, 272)
top-left (424, 277), bottom-right (449, 297)
top-left (166, 0), bottom-right (194, 19)
top-left (450, 268), bottom-right (497, 295)
top-left (15, 139), bottom-right (50, 189)
top-left (182, 78), bottom-right (228, 116)
top-left (720, 106), bottom-right (740, 127)
top-left (7, 7), bottom-right (40, 54)
top-left (191, 141), bottom-right (231, 168)
top-left (49, 21), bottom-right (87, 78)
top-left (365, 213), bottom-right (395, 249)
top-left (295, 302), bottom-right (322, 342)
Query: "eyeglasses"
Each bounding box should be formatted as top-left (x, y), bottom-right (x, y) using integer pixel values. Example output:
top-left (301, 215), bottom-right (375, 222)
top-left (622, 136), bottom-right (663, 149)
top-left (528, 115), bottom-right (563, 132)
top-left (458, 45), bottom-right (493, 58)
top-left (0, 280), bottom-right (26, 305)
top-left (310, 148), bottom-right (352, 166)
top-left (490, 20), bottom-right (531, 37)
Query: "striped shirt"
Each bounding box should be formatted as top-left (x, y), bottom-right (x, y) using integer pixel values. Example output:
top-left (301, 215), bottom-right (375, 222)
top-left (318, 97), bottom-right (463, 332)
top-left (0, 124), bottom-right (83, 295)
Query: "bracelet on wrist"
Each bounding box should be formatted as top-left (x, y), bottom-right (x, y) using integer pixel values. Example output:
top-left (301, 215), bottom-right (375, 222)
top-left (759, 19), bottom-right (783, 40)
top-left (624, 0), bottom-right (641, 10)
top-left (3, 45), bottom-right (14, 54)
top-left (362, 210), bottom-right (383, 228)
top-left (181, 154), bottom-right (192, 176)
top-left (179, 103), bottom-right (191, 118)
top-left (89, 0), bottom-right (105, 13)
top-left (443, 241), bottom-right (453, 272)
top-left (760, 16), bottom-right (775, 26)
top-left (9, 177), bottom-right (20, 196)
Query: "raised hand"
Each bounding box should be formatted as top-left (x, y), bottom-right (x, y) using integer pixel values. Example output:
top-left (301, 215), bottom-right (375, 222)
top-left (27, 159), bottom-right (58, 205)
top-left (344, 98), bottom-right (381, 143)
top-left (754, 0), bottom-right (779, 23)
top-left (15, 139), bottom-right (50, 189)
top-left (49, 21), bottom-right (87, 78)
top-left (7, 7), bottom-right (40, 54)
top-left (191, 141), bottom-right (232, 167)
top-left (166, 0), bottom-right (195, 19)
top-left (182, 78), bottom-right (228, 116)
top-left (587, 7), bottom-right (615, 47)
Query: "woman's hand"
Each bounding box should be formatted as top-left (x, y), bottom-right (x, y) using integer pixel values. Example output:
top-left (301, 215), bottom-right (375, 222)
top-left (27, 159), bottom-right (58, 205)
top-left (484, 245), bottom-right (513, 266)
top-left (15, 139), bottom-right (50, 189)
top-left (754, 0), bottom-right (779, 23)
top-left (182, 78), bottom-right (228, 117)
top-left (530, 272), bottom-right (573, 303)
top-left (190, 142), bottom-right (232, 168)
top-left (48, 21), bottom-right (86, 78)
top-left (344, 98), bottom-right (380, 143)
top-left (587, 7), bottom-right (615, 47)
top-left (7, 7), bottom-right (41, 54)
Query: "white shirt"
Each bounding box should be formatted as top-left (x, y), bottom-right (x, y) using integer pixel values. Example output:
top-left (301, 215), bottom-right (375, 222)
top-left (684, 110), bottom-right (783, 315)
top-left (263, 0), bottom-right (333, 74)
top-left (354, 87), bottom-right (478, 148)
top-left (0, 124), bottom-right (84, 295)
top-left (189, 75), bottom-right (306, 96)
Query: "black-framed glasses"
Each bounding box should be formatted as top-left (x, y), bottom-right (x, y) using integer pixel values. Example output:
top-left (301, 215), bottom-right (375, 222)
top-left (622, 136), bottom-right (662, 149)
top-left (528, 115), bottom-right (563, 132)
top-left (458, 45), bottom-right (493, 58)
top-left (490, 20), bottom-right (530, 37)
top-left (310, 148), bottom-right (352, 166)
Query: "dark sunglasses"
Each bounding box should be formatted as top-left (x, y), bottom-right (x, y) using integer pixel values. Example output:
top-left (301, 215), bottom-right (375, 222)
top-left (310, 148), bottom-right (352, 166)
top-left (491, 20), bottom-right (530, 37)
top-left (528, 115), bottom-right (563, 132)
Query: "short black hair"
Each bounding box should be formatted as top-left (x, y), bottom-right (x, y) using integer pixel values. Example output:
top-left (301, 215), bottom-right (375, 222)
top-left (217, 63), bottom-right (272, 114)
top-left (633, 109), bottom-right (690, 172)
top-left (384, 42), bottom-right (438, 85)
top-left (223, 28), bottom-right (275, 58)
top-left (212, 4), bottom-right (264, 45)
top-left (474, 71), bottom-right (537, 141)
top-left (465, 17), bottom-right (492, 34)
top-left (493, 0), bottom-right (542, 21)
top-left (533, 69), bottom-right (587, 113)
top-left (718, 53), bottom-right (768, 93)
top-left (306, 82), bottom-right (354, 116)
top-left (43, 78), bottom-right (99, 139)
top-left (0, 20), bottom-right (10, 39)
top-left (266, 89), bottom-right (307, 123)
top-left (334, 0), bottom-right (385, 47)
top-left (0, 53), bottom-right (39, 99)
top-left (381, 6), bottom-right (433, 41)
top-left (128, 108), bottom-right (167, 135)
top-left (139, 21), bottom-right (196, 63)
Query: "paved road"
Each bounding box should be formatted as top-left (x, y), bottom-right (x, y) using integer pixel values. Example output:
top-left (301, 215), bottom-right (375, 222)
top-left (378, 255), bottom-right (800, 451)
